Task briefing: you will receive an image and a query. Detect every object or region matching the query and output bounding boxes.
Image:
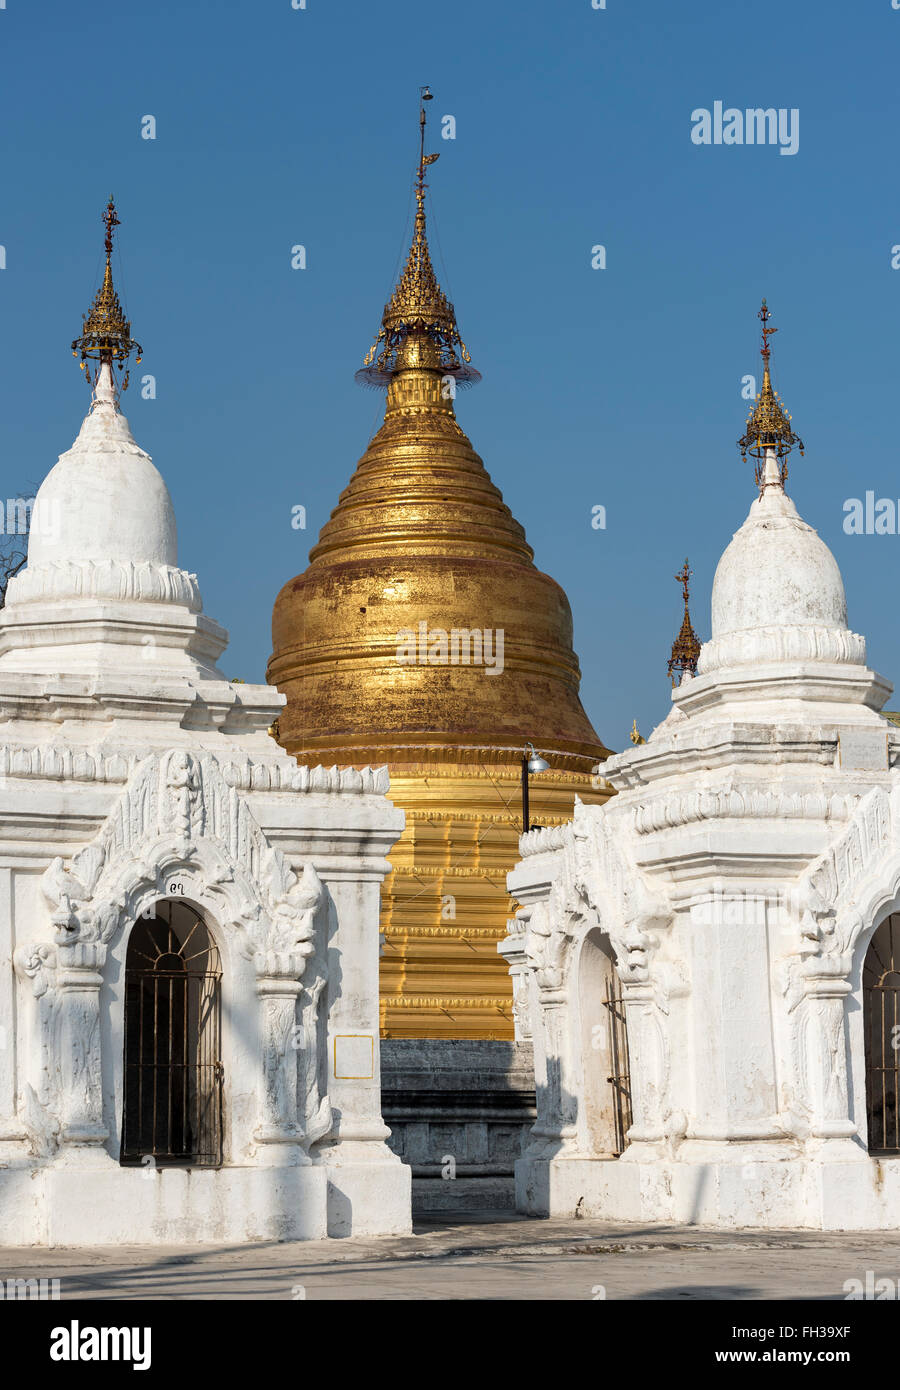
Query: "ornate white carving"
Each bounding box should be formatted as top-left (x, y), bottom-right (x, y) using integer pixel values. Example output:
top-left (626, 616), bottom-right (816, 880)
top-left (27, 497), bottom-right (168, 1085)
top-left (0, 355), bottom-right (406, 1240)
top-left (0, 742), bottom-right (390, 796)
top-left (27, 749), bottom-right (326, 974)
top-left (571, 811), bottom-right (671, 986)
top-left (221, 760), bottom-right (390, 796)
top-left (6, 558), bottom-right (203, 612)
top-left (0, 745), bottom-right (135, 784)
top-left (14, 749), bottom-right (335, 1157)
top-left (783, 783), bottom-right (900, 1142)
top-left (698, 624), bottom-right (866, 675)
top-left (512, 802), bottom-right (677, 1155)
top-left (519, 823), bottom-right (569, 858)
top-left (500, 917), bottom-right (533, 1041)
top-left (21, 1082), bottom-right (60, 1158)
top-left (521, 806), bottom-right (672, 992)
top-left (300, 975), bottom-right (333, 1147)
top-left (525, 881), bottom-right (580, 993)
top-left (635, 787), bottom-right (856, 836)
top-left (627, 999), bottom-right (671, 1142)
top-left (795, 783), bottom-right (898, 966)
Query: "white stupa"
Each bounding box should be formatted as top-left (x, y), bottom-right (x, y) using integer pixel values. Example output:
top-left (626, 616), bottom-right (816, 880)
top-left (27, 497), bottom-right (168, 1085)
top-left (1, 354), bottom-right (225, 681)
top-left (504, 303), bottom-right (900, 1230)
top-left (0, 200), bottom-right (410, 1245)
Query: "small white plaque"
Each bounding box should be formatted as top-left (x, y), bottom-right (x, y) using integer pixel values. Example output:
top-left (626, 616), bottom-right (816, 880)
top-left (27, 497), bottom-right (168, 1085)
top-left (838, 729), bottom-right (889, 772)
top-left (333, 1034), bottom-right (374, 1080)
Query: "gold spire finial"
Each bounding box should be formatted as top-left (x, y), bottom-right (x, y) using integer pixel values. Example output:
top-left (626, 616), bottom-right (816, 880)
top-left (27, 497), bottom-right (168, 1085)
top-left (356, 90), bottom-right (480, 389)
top-left (415, 85), bottom-right (437, 214)
top-left (630, 719), bottom-right (645, 746)
top-left (738, 299), bottom-right (804, 489)
top-left (102, 194), bottom-right (120, 259)
top-left (667, 557), bottom-right (701, 687)
top-left (71, 196), bottom-right (142, 392)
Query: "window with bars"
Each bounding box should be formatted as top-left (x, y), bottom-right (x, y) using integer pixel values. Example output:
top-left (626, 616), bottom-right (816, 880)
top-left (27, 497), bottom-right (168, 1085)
top-left (864, 913), bottom-right (900, 1155)
top-left (121, 900), bottom-right (223, 1168)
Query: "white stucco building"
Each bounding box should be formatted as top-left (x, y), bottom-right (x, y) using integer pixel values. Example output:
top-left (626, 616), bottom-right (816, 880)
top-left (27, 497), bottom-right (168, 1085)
top-left (0, 210), bottom-right (410, 1245)
top-left (504, 330), bottom-right (900, 1229)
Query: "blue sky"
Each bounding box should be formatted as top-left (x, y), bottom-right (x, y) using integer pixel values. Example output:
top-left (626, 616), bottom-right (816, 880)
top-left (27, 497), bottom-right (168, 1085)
top-left (1, 0), bottom-right (899, 748)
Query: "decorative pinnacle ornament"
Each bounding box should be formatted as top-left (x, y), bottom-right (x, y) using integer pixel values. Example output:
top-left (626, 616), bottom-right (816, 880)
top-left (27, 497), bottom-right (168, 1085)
top-left (667, 557), bottom-right (701, 686)
top-left (357, 88), bottom-right (479, 389)
top-left (71, 196), bottom-right (142, 394)
top-left (738, 299), bottom-right (804, 490)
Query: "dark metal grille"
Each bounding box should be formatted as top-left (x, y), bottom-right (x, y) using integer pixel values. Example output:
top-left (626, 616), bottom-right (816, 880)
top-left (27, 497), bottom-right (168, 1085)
top-left (603, 973), bottom-right (633, 1155)
top-left (865, 913), bottom-right (900, 1155)
top-left (121, 900), bottom-right (223, 1168)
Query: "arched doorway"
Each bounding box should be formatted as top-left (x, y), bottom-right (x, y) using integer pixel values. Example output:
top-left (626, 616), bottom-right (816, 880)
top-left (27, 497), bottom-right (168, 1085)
top-left (579, 927), bottom-right (632, 1156)
top-left (121, 899), bottom-right (223, 1167)
top-left (863, 913), bottom-right (900, 1154)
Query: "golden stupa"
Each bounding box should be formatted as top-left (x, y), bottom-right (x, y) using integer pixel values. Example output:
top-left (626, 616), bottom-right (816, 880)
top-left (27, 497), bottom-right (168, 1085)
top-left (269, 91), bottom-right (612, 1039)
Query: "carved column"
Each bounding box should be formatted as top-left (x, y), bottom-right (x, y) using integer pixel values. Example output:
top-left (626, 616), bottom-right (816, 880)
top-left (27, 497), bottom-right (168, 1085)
top-left (322, 875), bottom-right (392, 1153)
top-left (530, 990), bottom-right (578, 1156)
top-left (54, 942), bottom-right (107, 1147)
top-left (498, 917), bottom-right (532, 1042)
top-left (801, 964), bottom-right (856, 1141)
top-left (620, 983), bottom-right (667, 1144)
top-left (0, 869), bottom-right (19, 1140)
top-left (255, 951), bottom-right (306, 1162)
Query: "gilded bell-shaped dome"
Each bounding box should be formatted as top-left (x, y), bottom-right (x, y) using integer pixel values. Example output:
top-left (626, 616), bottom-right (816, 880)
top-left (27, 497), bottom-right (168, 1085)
top-left (270, 159), bottom-right (603, 771)
top-left (269, 369), bottom-right (603, 767)
top-left (268, 97), bottom-right (610, 1038)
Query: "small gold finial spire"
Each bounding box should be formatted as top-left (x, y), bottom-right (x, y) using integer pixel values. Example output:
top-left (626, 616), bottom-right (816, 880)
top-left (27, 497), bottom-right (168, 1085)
top-left (71, 196), bottom-right (142, 393)
top-left (630, 719), bottom-right (646, 746)
top-left (356, 89), bottom-right (480, 389)
top-left (738, 299), bottom-right (804, 490)
top-left (667, 558), bottom-right (701, 687)
top-left (415, 84), bottom-right (438, 215)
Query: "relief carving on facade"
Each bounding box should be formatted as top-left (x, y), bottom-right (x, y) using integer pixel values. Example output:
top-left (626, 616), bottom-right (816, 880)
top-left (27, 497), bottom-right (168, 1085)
top-left (785, 782), bottom-right (900, 1140)
top-left (14, 749), bottom-right (331, 1151)
top-left (521, 805), bottom-right (672, 997)
top-left (27, 750), bottom-right (324, 971)
top-left (793, 783), bottom-right (898, 973)
top-left (518, 803), bottom-right (676, 1151)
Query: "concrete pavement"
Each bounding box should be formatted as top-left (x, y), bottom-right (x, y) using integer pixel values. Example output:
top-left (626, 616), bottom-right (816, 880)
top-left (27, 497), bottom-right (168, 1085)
top-left (0, 1213), bottom-right (893, 1299)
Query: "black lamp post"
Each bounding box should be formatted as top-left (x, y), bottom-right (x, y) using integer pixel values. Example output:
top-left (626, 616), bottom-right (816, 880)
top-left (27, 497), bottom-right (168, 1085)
top-left (521, 742), bottom-right (550, 833)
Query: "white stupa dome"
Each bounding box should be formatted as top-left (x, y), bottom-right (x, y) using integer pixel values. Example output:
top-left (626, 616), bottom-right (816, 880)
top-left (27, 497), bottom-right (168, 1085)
top-left (6, 364), bottom-right (200, 612)
top-left (0, 205), bottom-right (227, 682)
top-left (28, 364), bottom-right (176, 570)
top-left (698, 450), bottom-right (865, 673)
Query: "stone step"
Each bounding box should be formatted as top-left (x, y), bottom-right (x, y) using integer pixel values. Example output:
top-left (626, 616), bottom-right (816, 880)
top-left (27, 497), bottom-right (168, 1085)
top-left (412, 1176), bottom-right (517, 1213)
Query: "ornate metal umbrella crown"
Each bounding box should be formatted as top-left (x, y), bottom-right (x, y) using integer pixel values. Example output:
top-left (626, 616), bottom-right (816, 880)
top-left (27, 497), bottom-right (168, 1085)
top-left (71, 196), bottom-right (142, 391)
top-left (738, 298), bottom-right (803, 488)
top-left (357, 88), bottom-right (479, 388)
top-left (667, 558), bottom-right (701, 686)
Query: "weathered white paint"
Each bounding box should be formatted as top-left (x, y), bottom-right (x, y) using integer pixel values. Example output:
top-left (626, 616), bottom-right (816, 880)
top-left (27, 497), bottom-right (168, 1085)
top-left (504, 451), bottom-right (900, 1229)
top-left (0, 369), bottom-right (410, 1244)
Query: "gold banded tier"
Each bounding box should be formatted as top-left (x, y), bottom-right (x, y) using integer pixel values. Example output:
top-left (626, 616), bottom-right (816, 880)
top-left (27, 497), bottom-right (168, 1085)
top-left (269, 368), bottom-right (606, 768)
top-left (268, 363), bottom-right (611, 1035)
top-left (268, 96), bottom-right (610, 1035)
top-left (379, 764), bottom-right (608, 1039)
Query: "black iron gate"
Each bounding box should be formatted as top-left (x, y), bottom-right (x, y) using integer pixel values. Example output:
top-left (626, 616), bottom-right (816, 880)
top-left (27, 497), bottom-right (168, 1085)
top-left (121, 900), bottom-right (223, 1167)
top-left (864, 913), bottom-right (900, 1155)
